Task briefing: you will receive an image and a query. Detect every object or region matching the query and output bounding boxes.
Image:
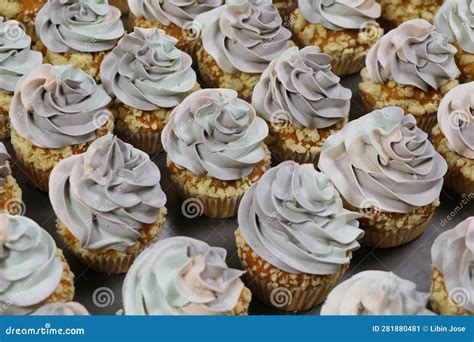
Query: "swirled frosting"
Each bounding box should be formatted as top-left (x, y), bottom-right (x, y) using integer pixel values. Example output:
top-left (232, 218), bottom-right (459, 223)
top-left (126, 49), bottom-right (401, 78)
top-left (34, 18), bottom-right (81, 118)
top-left (162, 88), bottom-right (268, 181)
top-left (195, 0), bottom-right (292, 73)
top-left (432, 217), bottom-right (474, 312)
top-left (101, 28), bottom-right (196, 111)
top-left (123, 236), bottom-right (245, 315)
top-left (239, 161), bottom-right (363, 275)
top-left (0, 18), bottom-right (42, 93)
top-left (298, 0), bottom-right (381, 31)
top-left (320, 271), bottom-right (432, 315)
top-left (49, 134), bottom-right (167, 251)
top-left (435, 0), bottom-right (474, 54)
top-left (9, 64), bottom-right (112, 149)
top-left (0, 214), bottom-right (64, 315)
top-left (318, 107), bottom-right (447, 213)
top-left (31, 302), bottom-right (90, 316)
top-left (128, 0), bottom-right (223, 28)
top-left (437, 82), bottom-right (474, 159)
top-left (366, 19), bottom-right (458, 92)
top-left (0, 143), bottom-right (11, 195)
top-left (36, 0), bottom-right (124, 53)
top-left (252, 46), bottom-right (351, 129)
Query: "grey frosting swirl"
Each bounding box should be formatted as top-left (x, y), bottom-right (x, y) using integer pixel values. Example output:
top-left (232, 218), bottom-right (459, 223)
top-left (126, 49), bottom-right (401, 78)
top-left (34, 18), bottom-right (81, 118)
top-left (128, 0), bottom-right (223, 28)
top-left (0, 18), bottom-right (42, 93)
top-left (101, 28), bottom-right (196, 111)
top-left (298, 0), bottom-right (381, 31)
top-left (318, 107), bottom-right (448, 214)
top-left (252, 46), bottom-right (351, 129)
top-left (366, 19), bottom-right (458, 92)
top-left (36, 0), bottom-right (124, 53)
top-left (238, 161), bottom-right (363, 275)
top-left (49, 134), bottom-right (167, 251)
top-left (162, 88), bottom-right (268, 181)
top-left (0, 143), bottom-right (11, 195)
top-left (195, 0), bottom-right (292, 73)
top-left (31, 302), bottom-right (90, 316)
top-left (9, 64), bottom-right (112, 149)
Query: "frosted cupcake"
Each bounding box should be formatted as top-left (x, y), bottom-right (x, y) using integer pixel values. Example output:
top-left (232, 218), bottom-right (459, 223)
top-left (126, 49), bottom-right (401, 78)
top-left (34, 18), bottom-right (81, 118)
top-left (31, 302), bottom-right (89, 315)
top-left (50, 134), bottom-right (167, 274)
top-left (379, 0), bottom-right (442, 31)
top-left (290, 0), bottom-right (383, 76)
top-left (9, 64), bottom-right (113, 192)
top-left (237, 161), bottom-right (364, 311)
top-left (0, 0), bottom-right (46, 39)
top-left (252, 46), bottom-right (351, 164)
top-left (435, 0), bottom-right (474, 83)
top-left (430, 217), bottom-right (473, 315)
top-left (195, 0), bottom-right (292, 102)
top-left (162, 88), bottom-right (270, 219)
top-left (35, 0), bottom-right (124, 80)
top-left (432, 83), bottom-right (474, 196)
top-left (0, 214), bottom-right (75, 315)
top-left (0, 143), bottom-right (22, 215)
top-left (128, 0), bottom-right (223, 58)
top-left (0, 17), bottom-right (42, 139)
top-left (101, 28), bottom-right (198, 155)
top-left (319, 107), bottom-right (447, 248)
top-left (360, 19), bottom-right (459, 133)
top-left (321, 271), bottom-right (432, 315)
top-left (123, 236), bottom-right (251, 315)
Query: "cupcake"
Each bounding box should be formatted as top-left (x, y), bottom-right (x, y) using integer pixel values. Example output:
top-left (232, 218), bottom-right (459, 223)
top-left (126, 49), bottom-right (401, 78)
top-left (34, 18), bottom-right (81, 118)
top-left (35, 0), bottom-right (125, 80)
top-left (252, 46), bottom-right (351, 164)
top-left (128, 0), bottom-right (223, 58)
top-left (101, 28), bottom-right (198, 155)
top-left (236, 161), bottom-right (364, 311)
top-left (0, 214), bottom-right (75, 315)
top-left (49, 134), bottom-right (167, 274)
top-left (123, 236), bottom-right (251, 315)
top-left (318, 107), bottom-right (447, 248)
top-left (432, 83), bottom-right (474, 196)
top-left (0, 0), bottom-right (46, 39)
top-left (360, 19), bottom-right (459, 133)
top-left (31, 302), bottom-right (89, 315)
top-left (9, 64), bottom-right (113, 192)
top-left (274, 0), bottom-right (297, 20)
top-left (321, 271), bottom-right (432, 315)
top-left (435, 0), bottom-right (474, 83)
top-left (290, 0), bottom-right (383, 76)
top-left (0, 143), bottom-right (22, 215)
top-left (379, 0), bottom-right (442, 31)
top-left (194, 0), bottom-right (292, 102)
top-left (109, 0), bottom-right (129, 14)
top-left (0, 17), bottom-right (42, 139)
top-left (430, 217), bottom-right (473, 315)
top-left (162, 88), bottom-right (271, 219)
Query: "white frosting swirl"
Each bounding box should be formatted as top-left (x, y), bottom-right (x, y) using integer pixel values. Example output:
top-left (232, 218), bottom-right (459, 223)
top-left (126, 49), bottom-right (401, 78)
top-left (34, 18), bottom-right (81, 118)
top-left (31, 302), bottom-right (89, 316)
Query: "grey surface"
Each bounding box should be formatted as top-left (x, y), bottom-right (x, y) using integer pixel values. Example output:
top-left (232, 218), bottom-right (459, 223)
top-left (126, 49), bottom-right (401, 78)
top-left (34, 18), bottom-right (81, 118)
top-left (7, 74), bottom-right (473, 316)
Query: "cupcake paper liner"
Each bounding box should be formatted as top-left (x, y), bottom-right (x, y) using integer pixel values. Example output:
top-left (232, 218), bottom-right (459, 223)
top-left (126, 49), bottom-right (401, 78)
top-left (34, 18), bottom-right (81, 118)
top-left (109, 0), bottom-right (129, 13)
top-left (116, 127), bottom-right (163, 155)
top-left (16, 155), bottom-right (51, 192)
top-left (443, 173), bottom-right (474, 197)
top-left (0, 114), bottom-right (10, 140)
top-left (331, 55), bottom-right (366, 77)
top-left (414, 113), bottom-right (437, 134)
top-left (269, 143), bottom-right (320, 165)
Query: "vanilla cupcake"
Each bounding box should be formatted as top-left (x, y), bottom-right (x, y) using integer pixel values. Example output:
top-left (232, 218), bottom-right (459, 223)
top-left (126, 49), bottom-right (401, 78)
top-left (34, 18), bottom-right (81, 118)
top-left (0, 0), bottom-right (46, 39)
top-left (162, 88), bottom-right (270, 219)
top-left (432, 83), bottom-right (474, 196)
top-left (290, 0), bottom-right (383, 76)
top-left (49, 134), bottom-right (167, 274)
top-left (35, 0), bottom-right (124, 80)
top-left (237, 161), bottom-right (363, 311)
top-left (319, 107), bottom-right (447, 248)
top-left (9, 64), bottom-right (113, 192)
top-left (252, 46), bottom-right (351, 164)
top-left (0, 143), bottom-right (21, 215)
top-left (379, 0), bottom-right (442, 31)
top-left (430, 217), bottom-right (474, 316)
top-left (195, 0), bottom-right (291, 102)
top-left (0, 17), bottom-right (42, 139)
top-left (321, 271), bottom-right (432, 315)
top-left (360, 19), bottom-right (459, 133)
top-left (101, 28), bottom-right (198, 155)
top-left (123, 236), bottom-right (251, 315)
top-left (435, 0), bottom-right (474, 83)
top-left (0, 214), bottom-right (75, 315)
top-left (31, 302), bottom-right (89, 315)
top-left (128, 0), bottom-right (222, 58)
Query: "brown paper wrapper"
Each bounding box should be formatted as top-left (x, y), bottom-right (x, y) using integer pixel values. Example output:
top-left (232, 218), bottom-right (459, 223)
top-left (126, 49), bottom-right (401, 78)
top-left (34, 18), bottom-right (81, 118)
top-left (269, 143), bottom-right (320, 165)
top-left (0, 114), bottom-right (10, 140)
top-left (117, 127), bottom-right (163, 155)
top-left (443, 173), bottom-right (474, 197)
top-left (415, 113), bottom-right (437, 134)
top-left (109, 0), bottom-right (129, 13)
top-left (16, 155), bottom-right (51, 192)
top-left (331, 55), bottom-right (366, 77)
